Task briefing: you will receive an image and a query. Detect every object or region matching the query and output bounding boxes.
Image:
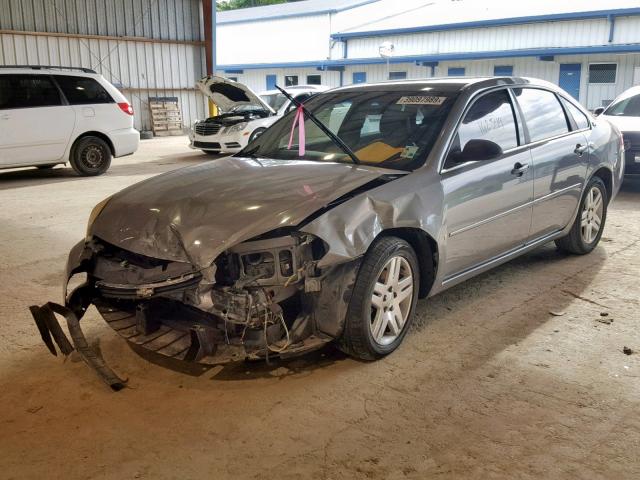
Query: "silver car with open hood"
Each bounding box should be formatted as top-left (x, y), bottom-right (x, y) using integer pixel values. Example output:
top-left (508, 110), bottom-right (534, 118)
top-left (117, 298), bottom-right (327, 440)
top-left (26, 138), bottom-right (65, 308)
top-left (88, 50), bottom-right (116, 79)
top-left (32, 77), bottom-right (624, 388)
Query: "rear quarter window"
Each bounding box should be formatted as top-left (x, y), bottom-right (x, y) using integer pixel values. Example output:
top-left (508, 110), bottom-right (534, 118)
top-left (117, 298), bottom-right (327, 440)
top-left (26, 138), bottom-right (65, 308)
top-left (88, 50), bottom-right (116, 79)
top-left (514, 88), bottom-right (569, 142)
top-left (561, 98), bottom-right (590, 130)
top-left (55, 75), bottom-right (114, 105)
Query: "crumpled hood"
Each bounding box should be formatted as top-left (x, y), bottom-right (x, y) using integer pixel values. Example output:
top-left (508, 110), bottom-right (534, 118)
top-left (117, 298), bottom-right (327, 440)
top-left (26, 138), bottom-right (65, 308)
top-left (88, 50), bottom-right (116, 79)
top-left (89, 157), bottom-right (394, 268)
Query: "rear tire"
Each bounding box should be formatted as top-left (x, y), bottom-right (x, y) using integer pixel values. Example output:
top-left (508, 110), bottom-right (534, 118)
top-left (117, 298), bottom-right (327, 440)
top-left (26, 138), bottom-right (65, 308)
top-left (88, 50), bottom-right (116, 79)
top-left (340, 236), bottom-right (420, 360)
top-left (555, 176), bottom-right (608, 255)
top-left (70, 136), bottom-right (112, 176)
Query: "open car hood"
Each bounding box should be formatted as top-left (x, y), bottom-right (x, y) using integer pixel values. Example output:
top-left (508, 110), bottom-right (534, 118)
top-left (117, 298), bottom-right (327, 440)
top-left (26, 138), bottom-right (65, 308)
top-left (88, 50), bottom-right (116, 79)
top-left (89, 157), bottom-right (400, 268)
top-left (196, 75), bottom-right (275, 114)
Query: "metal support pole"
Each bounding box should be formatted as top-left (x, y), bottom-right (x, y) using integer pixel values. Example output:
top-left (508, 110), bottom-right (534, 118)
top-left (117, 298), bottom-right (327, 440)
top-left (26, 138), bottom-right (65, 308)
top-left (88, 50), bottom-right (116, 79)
top-left (202, 0), bottom-right (217, 116)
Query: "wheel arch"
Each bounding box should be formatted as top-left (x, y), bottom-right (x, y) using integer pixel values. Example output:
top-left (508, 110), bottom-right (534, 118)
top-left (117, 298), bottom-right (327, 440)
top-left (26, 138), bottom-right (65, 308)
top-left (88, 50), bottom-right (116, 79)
top-left (377, 227), bottom-right (438, 299)
top-left (70, 131), bottom-right (115, 159)
top-left (590, 166), bottom-right (613, 205)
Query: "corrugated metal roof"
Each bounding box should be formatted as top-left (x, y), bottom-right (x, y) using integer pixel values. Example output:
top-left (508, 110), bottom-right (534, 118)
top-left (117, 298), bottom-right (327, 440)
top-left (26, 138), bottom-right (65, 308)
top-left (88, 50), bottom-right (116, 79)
top-left (217, 0), bottom-right (381, 24)
top-left (334, 0), bottom-right (640, 36)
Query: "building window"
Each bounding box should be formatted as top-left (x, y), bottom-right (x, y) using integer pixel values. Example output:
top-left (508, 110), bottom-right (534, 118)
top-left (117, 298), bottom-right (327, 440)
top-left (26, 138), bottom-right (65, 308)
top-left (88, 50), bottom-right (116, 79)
top-left (389, 71), bottom-right (407, 80)
top-left (494, 65), bottom-right (513, 76)
top-left (353, 72), bottom-right (367, 84)
top-left (448, 67), bottom-right (465, 76)
top-left (285, 75), bottom-right (299, 87)
top-left (589, 64), bottom-right (617, 84)
top-left (306, 74), bottom-right (322, 85)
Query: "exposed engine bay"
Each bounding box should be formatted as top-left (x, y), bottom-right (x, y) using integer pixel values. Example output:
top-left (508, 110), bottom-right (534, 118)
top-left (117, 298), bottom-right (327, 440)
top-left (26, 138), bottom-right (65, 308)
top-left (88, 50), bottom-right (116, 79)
top-left (200, 108), bottom-right (272, 127)
top-left (59, 230), bottom-right (356, 369)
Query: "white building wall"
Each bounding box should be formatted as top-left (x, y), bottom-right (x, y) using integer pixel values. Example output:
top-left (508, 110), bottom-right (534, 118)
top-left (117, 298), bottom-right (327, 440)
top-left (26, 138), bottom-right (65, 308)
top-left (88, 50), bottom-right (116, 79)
top-left (236, 53), bottom-right (640, 110)
top-left (343, 18), bottom-right (626, 59)
top-left (229, 67), bottom-right (342, 93)
top-left (217, 14), bottom-right (332, 65)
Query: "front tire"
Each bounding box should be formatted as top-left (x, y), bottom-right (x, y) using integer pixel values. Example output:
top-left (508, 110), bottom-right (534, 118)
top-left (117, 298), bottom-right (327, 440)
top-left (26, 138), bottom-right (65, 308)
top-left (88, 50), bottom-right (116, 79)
top-left (555, 176), bottom-right (608, 254)
top-left (70, 136), bottom-right (112, 176)
top-left (340, 236), bottom-right (420, 360)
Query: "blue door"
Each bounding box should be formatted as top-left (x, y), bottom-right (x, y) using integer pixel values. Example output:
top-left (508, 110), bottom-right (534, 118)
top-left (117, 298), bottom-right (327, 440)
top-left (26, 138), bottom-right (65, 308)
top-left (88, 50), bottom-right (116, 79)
top-left (494, 65), bottom-right (513, 76)
top-left (559, 64), bottom-right (581, 100)
top-left (353, 72), bottom-right (367, 84)
top-left (266, 74), bottom-right (277, 90)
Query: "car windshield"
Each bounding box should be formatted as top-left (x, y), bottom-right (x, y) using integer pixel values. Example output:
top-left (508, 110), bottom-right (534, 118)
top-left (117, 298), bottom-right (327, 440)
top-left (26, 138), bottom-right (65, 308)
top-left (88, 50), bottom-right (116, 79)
top-left (260, 93), bottom-right (288, 111)
top-left (604, 93), bottom-right (640, 117)
top-left (243, 90), bottom-right (458, 171)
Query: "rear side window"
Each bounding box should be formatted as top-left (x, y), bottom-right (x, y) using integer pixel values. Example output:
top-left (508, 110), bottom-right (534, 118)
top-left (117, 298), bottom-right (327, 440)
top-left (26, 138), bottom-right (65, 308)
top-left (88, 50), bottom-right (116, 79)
top-left (514, 88), bottom-right (569, 142)
top-left (561, 98), bottom-right (590, 130)
top-left (55, 75), bottom-right (114, 105)
top-left (0, 74), bottom-right (62, 109)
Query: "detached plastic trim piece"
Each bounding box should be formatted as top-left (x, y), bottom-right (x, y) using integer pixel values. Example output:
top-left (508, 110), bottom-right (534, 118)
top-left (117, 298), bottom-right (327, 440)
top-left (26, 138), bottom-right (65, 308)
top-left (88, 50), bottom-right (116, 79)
top-left (29, 302), bottom-right (127, 392)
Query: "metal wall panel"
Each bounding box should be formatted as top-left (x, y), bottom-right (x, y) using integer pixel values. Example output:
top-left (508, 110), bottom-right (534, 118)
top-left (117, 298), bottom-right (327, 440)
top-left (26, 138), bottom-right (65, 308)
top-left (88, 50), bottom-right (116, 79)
top-left (228, 67), bottom-right (341, 92)
top-left (0, 0), bottom-right (208, 130)
top-left (1, 0), bottom-right (202, 41)
top-left (344, 19), bottom-right (621, 59)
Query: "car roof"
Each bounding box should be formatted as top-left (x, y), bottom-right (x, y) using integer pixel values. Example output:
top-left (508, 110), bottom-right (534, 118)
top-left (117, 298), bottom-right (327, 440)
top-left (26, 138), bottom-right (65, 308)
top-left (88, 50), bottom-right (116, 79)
top-left (0, 66), bottom-right (100, 77)
top-left (329, 76), bottom-right (560, 94)
top-left (259, 85), bottom-right (329, 95)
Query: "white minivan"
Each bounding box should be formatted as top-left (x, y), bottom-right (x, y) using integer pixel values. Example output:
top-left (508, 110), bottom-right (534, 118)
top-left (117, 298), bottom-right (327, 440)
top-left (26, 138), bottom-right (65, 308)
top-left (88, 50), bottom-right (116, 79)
top-left (0, 66), bottom-right (139, 176)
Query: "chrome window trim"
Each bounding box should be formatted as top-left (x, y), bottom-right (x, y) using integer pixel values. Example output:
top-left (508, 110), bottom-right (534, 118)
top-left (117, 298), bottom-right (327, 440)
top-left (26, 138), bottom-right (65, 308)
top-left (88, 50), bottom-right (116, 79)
top-left (439, 85), bottom-right (520, 174)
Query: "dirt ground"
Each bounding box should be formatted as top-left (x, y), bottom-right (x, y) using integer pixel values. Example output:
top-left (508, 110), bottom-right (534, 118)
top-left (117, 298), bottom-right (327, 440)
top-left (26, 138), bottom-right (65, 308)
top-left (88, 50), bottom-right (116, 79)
top-left (0, 136), bottom-right (638, 479)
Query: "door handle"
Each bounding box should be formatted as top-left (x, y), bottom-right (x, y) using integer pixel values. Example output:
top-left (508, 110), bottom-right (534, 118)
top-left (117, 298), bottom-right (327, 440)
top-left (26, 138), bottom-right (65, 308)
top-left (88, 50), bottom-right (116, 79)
top-left (511, 162), bottom-right (530, 177)
top-left (574, 143), bottom-right (589, 156)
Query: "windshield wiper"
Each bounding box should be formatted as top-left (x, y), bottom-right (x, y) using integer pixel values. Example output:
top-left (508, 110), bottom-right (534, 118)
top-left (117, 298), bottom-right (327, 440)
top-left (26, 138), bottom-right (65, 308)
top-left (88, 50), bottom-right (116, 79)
top-left (275, 85), bottom-right (360, 165)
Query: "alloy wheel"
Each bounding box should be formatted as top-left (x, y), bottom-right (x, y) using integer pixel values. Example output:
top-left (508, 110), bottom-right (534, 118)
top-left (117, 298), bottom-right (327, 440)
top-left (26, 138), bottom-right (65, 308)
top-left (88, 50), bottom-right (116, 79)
top-left (581, 186), bottom-right (604, 244)
top-left (369, 255), bottom-right (414, 346)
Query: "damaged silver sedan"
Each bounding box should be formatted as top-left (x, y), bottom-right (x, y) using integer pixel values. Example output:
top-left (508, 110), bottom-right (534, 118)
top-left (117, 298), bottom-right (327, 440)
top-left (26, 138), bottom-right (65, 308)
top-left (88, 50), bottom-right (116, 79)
top-left (32, 77), bottom-right (624, 387)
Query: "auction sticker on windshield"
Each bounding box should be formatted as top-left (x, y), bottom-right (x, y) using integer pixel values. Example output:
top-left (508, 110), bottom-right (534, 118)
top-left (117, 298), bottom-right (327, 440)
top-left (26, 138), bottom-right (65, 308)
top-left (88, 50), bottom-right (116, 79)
top-left (397, 96), bottom-right (447, 105)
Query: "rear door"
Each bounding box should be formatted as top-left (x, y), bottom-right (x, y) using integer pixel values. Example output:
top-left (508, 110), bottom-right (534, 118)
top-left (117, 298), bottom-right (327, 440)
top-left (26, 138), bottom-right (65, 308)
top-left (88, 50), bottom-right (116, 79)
top-left (53, 75), bottom-right (124, 133)
top-left (441, 88), bottom-right (534, 277)
top-left (512, 88), bottom-right (589, 239)
top-left (0, 74), bottom-right (75, 166)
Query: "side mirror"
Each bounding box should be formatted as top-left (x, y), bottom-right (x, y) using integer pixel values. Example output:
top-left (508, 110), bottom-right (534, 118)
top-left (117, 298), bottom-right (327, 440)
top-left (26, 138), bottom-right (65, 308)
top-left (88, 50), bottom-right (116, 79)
top-left (593, 107), bottom-right (605, 116)
top-left (460, 139), bottom-right (503, 162)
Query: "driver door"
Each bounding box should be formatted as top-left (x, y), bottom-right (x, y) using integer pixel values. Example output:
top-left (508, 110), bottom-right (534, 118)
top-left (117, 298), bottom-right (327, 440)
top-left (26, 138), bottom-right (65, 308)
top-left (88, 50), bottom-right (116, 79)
top-left (440, 88), bottom-right (534, 279)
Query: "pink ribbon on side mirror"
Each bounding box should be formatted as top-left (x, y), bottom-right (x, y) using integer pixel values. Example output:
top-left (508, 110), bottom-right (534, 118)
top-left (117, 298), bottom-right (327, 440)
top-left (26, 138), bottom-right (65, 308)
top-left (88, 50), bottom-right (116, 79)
top-left (287, 105), bottom-right (306, 156)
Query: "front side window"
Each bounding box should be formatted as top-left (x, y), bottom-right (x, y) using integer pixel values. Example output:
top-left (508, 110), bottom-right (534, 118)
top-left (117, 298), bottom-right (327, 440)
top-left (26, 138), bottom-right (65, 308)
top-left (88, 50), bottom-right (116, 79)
top-left (445, 89), bottom-right (518, 167)
top-left (0, 74), bottom-right (62, 109)
top-left (603, 93), bottom-right (640, 117)
top-left (561, 98), bottom-right (590, 129)
top-left (514, 88), bottom-right (569, 142)
top-left (55, 75), bottom-right (113, 105)
top-left (244, 90), bottom-right (458, 171)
